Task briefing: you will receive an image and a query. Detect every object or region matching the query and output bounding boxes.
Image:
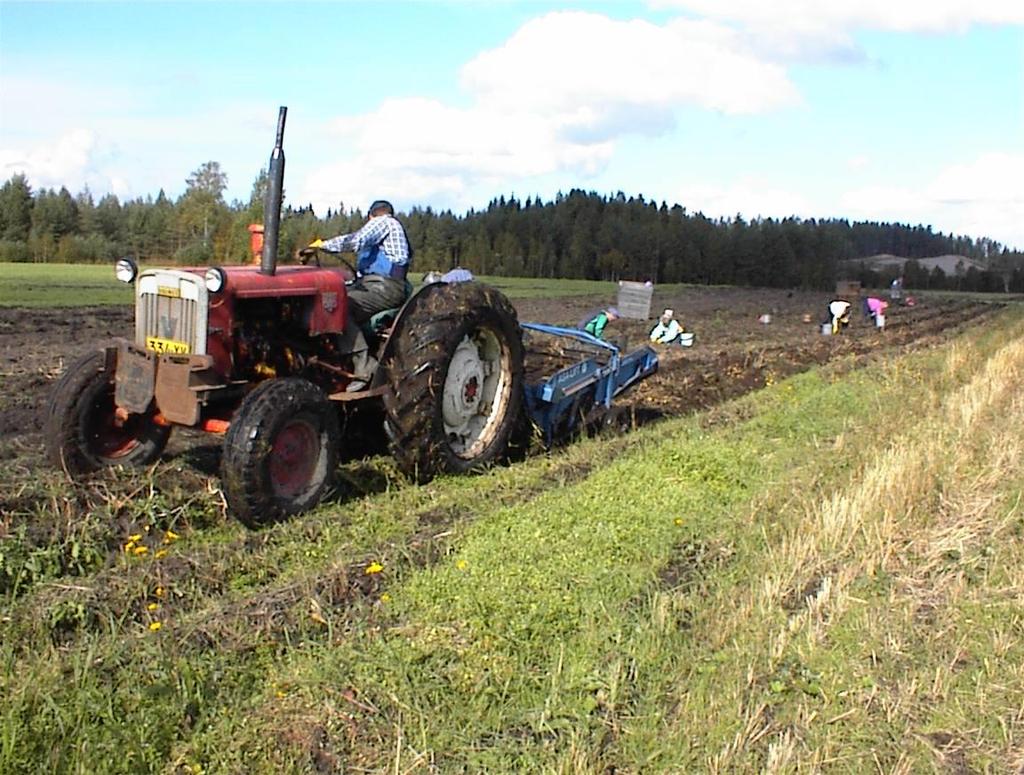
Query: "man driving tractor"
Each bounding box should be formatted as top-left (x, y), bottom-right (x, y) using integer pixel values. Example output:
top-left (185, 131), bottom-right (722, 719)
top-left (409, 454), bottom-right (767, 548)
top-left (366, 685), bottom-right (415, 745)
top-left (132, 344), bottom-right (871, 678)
top-left (298, 199), bottom-right (412, 390)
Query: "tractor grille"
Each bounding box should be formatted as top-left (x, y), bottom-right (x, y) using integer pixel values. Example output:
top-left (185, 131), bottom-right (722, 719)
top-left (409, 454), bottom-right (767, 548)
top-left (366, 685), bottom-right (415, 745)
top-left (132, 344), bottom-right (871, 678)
top-left (135, 270), bottom-right (209, 355)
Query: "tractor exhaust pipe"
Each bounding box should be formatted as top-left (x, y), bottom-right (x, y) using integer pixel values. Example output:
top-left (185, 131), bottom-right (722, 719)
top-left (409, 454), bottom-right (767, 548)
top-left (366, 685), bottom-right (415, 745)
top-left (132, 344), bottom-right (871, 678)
top-left (260, 106), bottom-right (287, 276)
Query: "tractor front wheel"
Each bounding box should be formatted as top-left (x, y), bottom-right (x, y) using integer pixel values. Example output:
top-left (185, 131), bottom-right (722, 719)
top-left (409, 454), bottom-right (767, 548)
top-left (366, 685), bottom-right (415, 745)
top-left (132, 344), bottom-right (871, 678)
top-left (221, 378), bottom-right (340, 527)
top-left (45, 350), bottom-right (171, 477)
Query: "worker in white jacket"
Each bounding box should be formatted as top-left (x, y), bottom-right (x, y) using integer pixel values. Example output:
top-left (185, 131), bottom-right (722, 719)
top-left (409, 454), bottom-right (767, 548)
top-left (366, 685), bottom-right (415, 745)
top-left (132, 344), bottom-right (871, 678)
top-left (825, 299), bottom-right (853, 334)
top-left (649, 309), bottom-right (687, 345)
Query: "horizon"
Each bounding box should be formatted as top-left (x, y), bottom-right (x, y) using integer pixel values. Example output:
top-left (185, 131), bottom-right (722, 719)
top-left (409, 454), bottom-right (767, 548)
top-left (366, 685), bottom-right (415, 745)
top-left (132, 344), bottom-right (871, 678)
top-left (1, 1), bottom-right (1022, 249)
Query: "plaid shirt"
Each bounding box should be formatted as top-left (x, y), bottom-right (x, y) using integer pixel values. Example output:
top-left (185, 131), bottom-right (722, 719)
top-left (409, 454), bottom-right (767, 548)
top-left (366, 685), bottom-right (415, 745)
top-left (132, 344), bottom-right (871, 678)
top-left (321, 215), bottom-right (411, 280)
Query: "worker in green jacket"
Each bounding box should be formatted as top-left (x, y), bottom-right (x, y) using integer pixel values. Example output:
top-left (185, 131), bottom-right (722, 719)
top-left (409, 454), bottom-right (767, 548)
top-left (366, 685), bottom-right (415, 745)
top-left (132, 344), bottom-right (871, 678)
top-left (581, 307), bottom-right (620, 339)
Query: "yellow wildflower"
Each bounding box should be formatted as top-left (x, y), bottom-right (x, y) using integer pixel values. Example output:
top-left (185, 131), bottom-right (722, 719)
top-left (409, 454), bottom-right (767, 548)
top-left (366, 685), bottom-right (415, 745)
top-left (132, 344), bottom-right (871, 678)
top-left (456, 559), bottom-right (468, 570)
top-left (147, 602), bottom-right (159, 612)
top-left (123, 541), bottom-right (135, 553)
top-left (365, 561), bottom-right (384, 575)
top-left (148, 621), bottom-right (162, 632)
top-left (155, 587), bottom-right (165, 598)
top-left (155, 549), bottom-right (168, 559)
top-left (133, 545), bottom-right (149, 556)
top-left (380, 593), bottom-right (392, 603)
top-left (164, 529), bottom-right (180, 543)
top-left (309, 603), bottom-right (328, 625)
top-left (674, 518), bottom-right (684, 526)
top-left (128, 533), bottom-right (143, 542)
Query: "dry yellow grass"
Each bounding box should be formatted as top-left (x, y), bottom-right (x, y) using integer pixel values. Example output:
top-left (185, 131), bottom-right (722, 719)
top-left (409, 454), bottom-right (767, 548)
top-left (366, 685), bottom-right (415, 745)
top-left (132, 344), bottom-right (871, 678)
top-left (710, 336), bottom-right (1024, 771)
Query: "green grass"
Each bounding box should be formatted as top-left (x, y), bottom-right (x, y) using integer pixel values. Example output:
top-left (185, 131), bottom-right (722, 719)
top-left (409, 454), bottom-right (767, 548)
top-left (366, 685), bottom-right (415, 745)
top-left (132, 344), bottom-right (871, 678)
top-left (0, 262), bottom-right (665, 307)
top-left (2, 292), bottom-right (1022, 771)
top-left (476, 275), bottom-right (687, 299)
top-left (0, 263), bottom-right (135, 307)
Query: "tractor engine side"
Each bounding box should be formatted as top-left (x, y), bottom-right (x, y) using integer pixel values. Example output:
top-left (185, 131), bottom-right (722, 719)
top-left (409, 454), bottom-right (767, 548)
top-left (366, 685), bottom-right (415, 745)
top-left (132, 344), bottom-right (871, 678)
top-left (114, 264), bottom-right (351, 428)
top-left (231, 296), bottom-right (345, 384)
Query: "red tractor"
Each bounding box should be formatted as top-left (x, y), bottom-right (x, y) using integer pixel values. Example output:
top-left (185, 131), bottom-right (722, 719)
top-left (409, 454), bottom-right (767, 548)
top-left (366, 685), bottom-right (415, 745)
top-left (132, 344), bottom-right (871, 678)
top-left (45, 108), bottom-right (525, 526)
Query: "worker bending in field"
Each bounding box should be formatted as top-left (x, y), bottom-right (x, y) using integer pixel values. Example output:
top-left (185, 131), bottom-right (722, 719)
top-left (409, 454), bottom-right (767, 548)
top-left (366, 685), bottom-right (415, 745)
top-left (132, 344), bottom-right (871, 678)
top-left (580, 307), bottom-right (620, 340)
top-left (862, 296), bottom-right (888, 324)
top-left (825, 299), bottom-right (853, 334)
top-left (649, 309), bottom-right (688, 346)
top-left (298, 199), bottom-right (412, 390)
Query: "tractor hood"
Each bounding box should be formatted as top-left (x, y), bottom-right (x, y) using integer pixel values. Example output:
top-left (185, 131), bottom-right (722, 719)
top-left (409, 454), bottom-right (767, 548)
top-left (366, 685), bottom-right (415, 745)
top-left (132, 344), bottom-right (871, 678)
top-left (205, 264), bottom-right (348, 300)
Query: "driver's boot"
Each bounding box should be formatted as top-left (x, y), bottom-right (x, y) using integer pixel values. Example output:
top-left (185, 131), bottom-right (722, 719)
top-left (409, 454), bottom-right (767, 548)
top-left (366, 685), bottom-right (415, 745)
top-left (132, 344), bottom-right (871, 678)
top-left (346, 348), bottom-right (378, 392)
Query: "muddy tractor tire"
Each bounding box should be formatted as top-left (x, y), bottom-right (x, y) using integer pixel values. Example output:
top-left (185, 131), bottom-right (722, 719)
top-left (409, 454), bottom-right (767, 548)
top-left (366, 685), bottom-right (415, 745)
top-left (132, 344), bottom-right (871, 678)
top-left (383, 282), bottom-right (525, 482)
top-left (45, 349), bottom-right (171, 477)
top-left (221, 378), bottom-right (340, 528)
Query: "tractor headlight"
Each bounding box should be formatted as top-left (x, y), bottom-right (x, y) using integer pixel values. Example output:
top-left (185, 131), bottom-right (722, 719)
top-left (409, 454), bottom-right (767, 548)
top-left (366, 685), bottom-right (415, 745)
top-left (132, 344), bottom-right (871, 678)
top-left (114, 257), bottom-right (138, 283)
top-left (205, 267), bottom-right (227, 293)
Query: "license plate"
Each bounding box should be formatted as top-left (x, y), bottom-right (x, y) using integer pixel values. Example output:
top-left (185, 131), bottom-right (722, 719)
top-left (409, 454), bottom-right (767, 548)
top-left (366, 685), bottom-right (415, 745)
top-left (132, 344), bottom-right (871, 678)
top-left (146, 336), bottom-right (190, 354)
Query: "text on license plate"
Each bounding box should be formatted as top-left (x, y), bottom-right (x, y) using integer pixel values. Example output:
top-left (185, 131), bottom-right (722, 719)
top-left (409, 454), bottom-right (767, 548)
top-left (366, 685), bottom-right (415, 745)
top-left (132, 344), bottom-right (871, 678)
top-left (146, 337), bottom-right (190, 354)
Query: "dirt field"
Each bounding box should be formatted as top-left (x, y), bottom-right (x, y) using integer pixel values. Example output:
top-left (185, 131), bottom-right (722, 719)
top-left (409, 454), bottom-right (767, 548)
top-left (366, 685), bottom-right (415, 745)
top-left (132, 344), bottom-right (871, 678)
top-left (0, 287), bottom-right (1005, 479)
top-left (517, 287), bottom-right (1003, 420)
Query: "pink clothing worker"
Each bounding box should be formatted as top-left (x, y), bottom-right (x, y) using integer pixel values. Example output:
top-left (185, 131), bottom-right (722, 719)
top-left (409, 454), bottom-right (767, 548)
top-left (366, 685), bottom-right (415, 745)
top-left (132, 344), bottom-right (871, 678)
top-left (865, 297), bottom-right (888, 316)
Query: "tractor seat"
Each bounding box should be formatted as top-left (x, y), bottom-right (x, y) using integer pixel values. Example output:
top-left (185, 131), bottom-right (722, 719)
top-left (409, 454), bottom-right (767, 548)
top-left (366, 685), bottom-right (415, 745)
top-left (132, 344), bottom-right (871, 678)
top-left (360, 279), bottom-right (414, 341)
top-left (364, 307), bottom-right (399, 337)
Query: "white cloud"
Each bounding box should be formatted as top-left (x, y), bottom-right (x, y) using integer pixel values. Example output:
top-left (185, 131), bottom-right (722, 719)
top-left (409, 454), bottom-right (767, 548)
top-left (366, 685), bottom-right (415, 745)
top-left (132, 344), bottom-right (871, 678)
top-left (0, 129), bottom-right (103, 193)
top-left (846, 154), bottom-right (871, 171)
top-left (651, 0), bottom-right (1024, 61)
top-left (841, 151), bottom-right (1024, 248)
top-left (303, 156), bottom-right (470, 216)
top-left (674, 176), bottom-right (815, 220)
top-left (461, 12), bottom-right (799, 117)
top-left (301, 11), bottom-right (800, 214)
top-left (668, 151), bottom-right (1024, 249)
top-left (0, 73), bottom-right (285, 202)
top-left (928, 152), bottom-right (1024, 206)
top-left (298, 95), bottom-right (617, 213)
top-left (2, 12), bottom-right (806, 217)
top-left (325, 97), bottom-right (614, 179)
top-left (654, 0), bottom-right (1024, 33)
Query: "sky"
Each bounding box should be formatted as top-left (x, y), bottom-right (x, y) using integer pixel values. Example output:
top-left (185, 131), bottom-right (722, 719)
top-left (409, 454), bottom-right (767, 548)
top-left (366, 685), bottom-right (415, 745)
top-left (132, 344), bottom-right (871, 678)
top-left (1, 1), bottom-right (1022, 250)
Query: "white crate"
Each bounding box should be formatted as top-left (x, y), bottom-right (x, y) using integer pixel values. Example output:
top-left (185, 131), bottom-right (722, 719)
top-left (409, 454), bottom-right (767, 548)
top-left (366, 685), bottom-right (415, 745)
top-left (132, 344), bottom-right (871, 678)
top-left (616, 281), bottom-right (654, 319)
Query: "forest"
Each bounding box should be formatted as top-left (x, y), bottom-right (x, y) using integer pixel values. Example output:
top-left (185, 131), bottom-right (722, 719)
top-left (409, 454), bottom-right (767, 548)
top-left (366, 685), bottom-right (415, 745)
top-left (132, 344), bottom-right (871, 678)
top-left (1, 165), bottom-right (1021, 293)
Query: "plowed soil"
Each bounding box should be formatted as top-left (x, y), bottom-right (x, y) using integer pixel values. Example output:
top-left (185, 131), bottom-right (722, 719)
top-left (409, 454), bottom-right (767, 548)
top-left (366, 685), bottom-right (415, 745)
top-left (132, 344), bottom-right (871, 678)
top-left (516, 287), bottom-right (1002, 422)
top-left (0, 287), bottom-right (1004, 469)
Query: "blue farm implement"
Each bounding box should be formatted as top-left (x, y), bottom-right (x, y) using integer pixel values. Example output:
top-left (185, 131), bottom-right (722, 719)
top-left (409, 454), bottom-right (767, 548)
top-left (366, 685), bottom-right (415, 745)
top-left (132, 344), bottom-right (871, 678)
top-left (520, 322), bottom-right (659, 445)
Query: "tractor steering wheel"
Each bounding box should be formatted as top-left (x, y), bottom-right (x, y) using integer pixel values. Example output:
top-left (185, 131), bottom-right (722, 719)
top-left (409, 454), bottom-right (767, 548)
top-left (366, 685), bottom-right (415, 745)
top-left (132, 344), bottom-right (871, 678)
top-left (298, 247), bottom-right (359, 279)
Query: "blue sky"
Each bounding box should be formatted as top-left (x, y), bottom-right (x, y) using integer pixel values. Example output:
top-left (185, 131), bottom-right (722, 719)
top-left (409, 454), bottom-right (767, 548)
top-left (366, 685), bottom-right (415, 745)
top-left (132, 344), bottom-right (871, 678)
top-left (1, 1), bottom-right (1022, 249)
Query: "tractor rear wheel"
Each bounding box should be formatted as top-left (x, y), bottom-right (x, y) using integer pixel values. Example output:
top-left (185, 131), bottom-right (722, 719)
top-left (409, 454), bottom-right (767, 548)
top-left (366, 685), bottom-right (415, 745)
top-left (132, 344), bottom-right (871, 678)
top-left (383, 282), bottom-right (524, 481)
top-left (221, 378), bottom-right (340, 527)
top-left (45, 350), bottom-right (170, 476)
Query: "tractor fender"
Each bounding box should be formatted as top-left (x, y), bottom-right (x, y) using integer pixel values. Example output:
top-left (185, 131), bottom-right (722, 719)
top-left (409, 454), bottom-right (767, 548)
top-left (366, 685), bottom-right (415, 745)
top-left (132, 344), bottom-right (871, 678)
top-left (372, 280), bottom-right (459, 386)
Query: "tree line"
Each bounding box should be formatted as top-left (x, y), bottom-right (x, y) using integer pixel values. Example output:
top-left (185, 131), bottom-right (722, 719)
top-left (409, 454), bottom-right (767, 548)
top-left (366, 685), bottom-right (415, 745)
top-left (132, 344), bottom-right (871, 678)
top-left (2, 167), bottom-right (1022, 293)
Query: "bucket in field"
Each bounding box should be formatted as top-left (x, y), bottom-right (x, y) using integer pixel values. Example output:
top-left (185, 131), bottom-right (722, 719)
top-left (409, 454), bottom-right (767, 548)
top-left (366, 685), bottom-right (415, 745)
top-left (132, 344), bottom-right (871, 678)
top-left (875, 313), bottom-right (885, 329)
top-left (820, 323), bottom-right (832, 336)
top-left (678, 332), bottom-right (695, 347)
